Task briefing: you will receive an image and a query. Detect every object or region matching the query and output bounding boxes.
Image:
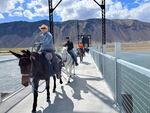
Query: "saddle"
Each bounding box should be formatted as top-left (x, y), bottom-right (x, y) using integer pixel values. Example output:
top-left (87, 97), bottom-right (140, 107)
top-left (45, 52), bottom-right (53, 63)
top-left (41, 51), bottom-right (62, 77)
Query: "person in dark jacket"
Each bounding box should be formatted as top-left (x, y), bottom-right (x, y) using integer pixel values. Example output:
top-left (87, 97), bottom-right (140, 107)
top-left (63, 37), bottom-right (78, 66)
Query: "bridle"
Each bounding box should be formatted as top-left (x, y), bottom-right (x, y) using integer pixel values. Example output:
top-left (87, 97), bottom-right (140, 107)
top-left (20, 56), bottom-right (46, 93)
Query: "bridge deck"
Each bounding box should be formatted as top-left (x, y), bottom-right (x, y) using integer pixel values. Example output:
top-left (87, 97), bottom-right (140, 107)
top-left (6, 54), bottom-right (118, 113)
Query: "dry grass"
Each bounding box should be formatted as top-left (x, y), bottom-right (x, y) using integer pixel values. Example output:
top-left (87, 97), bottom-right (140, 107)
top-left (106, 41), bottom-right (150, 52)
top-left (0, 48), bottom-right (28, 55)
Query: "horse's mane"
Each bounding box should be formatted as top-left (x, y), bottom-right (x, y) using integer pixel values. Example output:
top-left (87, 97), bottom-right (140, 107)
top-left (30, 52), bottom-right (50, 77)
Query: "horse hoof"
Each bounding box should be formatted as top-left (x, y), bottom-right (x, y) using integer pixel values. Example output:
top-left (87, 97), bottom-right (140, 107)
top-left (32, 109), bottom-right (36, 113)
top-left (60, 81), bottom-right (63, 84)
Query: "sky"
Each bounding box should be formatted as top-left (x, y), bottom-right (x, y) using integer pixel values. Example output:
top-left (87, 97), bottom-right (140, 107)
top-left (0, 0), bottom-right (150, 23)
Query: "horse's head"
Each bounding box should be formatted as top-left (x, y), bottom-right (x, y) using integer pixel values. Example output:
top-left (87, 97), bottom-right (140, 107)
top-left (61, 47), bottom-right (68, 62)
top-left (9, 50), bottom-right (32, 86)
top-left (62, 47), bottom-right (67, 53)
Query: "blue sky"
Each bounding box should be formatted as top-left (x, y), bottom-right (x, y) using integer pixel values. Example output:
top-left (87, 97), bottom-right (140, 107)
top-left (0, 0), bottom-right (150, 23)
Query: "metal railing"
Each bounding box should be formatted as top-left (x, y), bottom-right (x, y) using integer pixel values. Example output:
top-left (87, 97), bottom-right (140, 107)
top-left (0, 93), bottom-right (1, 103)
top-left (90, 48), bottom-right (150, 113)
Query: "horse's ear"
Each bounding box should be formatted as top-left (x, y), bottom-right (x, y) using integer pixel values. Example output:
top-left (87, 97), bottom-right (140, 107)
top-left (21, 50), bottom-right (31, 57)
top-left (21, 50), bottom-right (26, 54)
top-left (9, 51), bottom-right (22, 58)
top-left (26, 50), bottom-right (31, 56)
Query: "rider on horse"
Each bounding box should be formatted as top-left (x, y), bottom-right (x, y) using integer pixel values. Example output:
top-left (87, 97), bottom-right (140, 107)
top-left (63, 37), bottom-right (79, 66)
top-left (78, 42), bottom-right (85, 54)
top-left (34, 24), bottom-right (60, 75)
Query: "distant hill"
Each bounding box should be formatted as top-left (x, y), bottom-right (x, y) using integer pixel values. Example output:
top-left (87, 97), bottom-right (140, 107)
top-left (0, 19), bottom-right (150, 48)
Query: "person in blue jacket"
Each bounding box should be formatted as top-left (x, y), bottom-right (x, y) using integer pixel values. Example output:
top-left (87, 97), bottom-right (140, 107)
top-left (35, 24), bottom-right (54, 52)
top-left (34, 24), bottom-right (59, 75)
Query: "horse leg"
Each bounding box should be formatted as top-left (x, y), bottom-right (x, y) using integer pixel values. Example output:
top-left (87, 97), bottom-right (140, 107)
top-left (81, 54), bottom-right (83, 62)
top-left (80, 54), bottom-right (82, 63)
top-left (59, 62), bottom-right (63, 84)
top-left (68, 64), bottom-right (72, 83)
top-left (32, 81), bottom-right (39, 112)
top-left (71, 63), bottom-right (76, 75)
top-left (53, 75), bottom-right (56, 93)
top-left (59, 77), bottom-right (63, 84)
top-left (46, 78), bottom-right (50, 102)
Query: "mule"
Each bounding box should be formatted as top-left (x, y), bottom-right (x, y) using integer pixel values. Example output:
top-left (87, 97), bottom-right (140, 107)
top-left (10, 50), bottom-right (63, 112)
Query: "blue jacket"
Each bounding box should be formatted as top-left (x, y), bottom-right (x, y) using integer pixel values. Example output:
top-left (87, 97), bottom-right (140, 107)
top-left (35, 32), bottom-right (54, 51)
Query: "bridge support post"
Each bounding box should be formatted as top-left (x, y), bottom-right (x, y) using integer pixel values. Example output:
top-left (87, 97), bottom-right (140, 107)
top-left (48, 0), bottom-right (62, 43)
top-left (115, 42), bottom-right (121, 57)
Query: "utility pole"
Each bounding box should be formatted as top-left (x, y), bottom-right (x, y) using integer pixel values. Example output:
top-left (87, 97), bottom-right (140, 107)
top-left (93, 0), bottom-right (106, 52)
top-left (48, 0), bottom-right (62, 43)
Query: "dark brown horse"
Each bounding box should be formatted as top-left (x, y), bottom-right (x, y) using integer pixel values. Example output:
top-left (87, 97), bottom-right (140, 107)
top-left (10, 50), bottom-right (63, 112)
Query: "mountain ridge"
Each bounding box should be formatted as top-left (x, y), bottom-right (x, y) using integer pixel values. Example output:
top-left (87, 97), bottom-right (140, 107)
top-left (0, 19), bottom-right (150, 48)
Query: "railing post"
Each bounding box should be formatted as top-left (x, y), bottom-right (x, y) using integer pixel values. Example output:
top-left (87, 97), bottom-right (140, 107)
top-left (101, 45), bottom-right (105, 76)
top-left (114, 42), bottom-right (121, 107)
top-left (0, 93), bottom-right (2, 103)
top-left (115, 42), bottom-right (121, 57)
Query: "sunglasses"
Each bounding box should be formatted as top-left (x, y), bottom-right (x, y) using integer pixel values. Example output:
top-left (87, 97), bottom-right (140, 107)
top-left (40, 27), bottom-right (47, 29)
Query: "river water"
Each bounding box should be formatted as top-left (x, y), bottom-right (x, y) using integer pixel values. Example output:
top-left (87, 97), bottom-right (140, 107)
top-left (0, 55), bottom-right (22, 93)
top-left (118, 51), bottom-right (150, 69)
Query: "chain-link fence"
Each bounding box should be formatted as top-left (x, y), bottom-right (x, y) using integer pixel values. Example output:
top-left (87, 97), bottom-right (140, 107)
top-left (90, 48), bottom-right (150, 113)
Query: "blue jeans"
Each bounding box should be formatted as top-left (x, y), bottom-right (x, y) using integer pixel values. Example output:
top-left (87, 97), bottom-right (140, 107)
top-left (41, 49), bottom-right (59, 75)
top-left (68, 50), bottom-right (78, 64)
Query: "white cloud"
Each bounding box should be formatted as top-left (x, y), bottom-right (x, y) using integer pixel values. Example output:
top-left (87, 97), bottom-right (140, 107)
top-left (0, 0), bottom-right (150, 22)
top-left (23, 10), bottom-right (35, 19)
top-left (55, 0), bottom-right (101, 21)
top-left (53, 0), bottom-right (150, 22)
top-left (27, 0), bottom-right (48, 17)
top-left (130, 2), bottom-right (150, 22)
top-left (0, 0), bottom-right (24, 19)
top-left (0, 0), bottom-right (24, 13)
top-left (27, 0), bottom-right (40, 9)
top-left (0, 13), bottom-right (4, 19)
top-left (135, 0), bottom-right (149, 4)
top-left (106, 1), bottom-right (129, 19)
top-left (12, 11), bottom-right (23, 17)
top-left (15, 6), bottom-right (24, 11)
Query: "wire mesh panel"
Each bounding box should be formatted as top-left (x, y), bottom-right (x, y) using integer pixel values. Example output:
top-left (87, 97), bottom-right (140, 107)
top-left (117, 60), bottom-right (150, 113)
top-left (103, 54), bottom-right (116, 98)
top-left (90, 48), bottom-right (103, 71)
top-left (90, 48), bottom-right (116, 98)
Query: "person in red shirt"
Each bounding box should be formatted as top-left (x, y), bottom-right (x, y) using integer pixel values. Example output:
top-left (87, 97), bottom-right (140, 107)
top-left (78, 42), bottom-right (84, 49)
top-left (77, 42), bottom-right (85, 57)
